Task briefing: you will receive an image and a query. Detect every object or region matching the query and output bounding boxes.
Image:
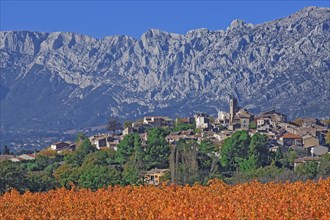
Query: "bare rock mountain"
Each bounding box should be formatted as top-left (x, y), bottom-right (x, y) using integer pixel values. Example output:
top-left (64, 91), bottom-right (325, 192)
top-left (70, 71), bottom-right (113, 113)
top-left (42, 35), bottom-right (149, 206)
top-left (1, 6), bottom-right (329, 133)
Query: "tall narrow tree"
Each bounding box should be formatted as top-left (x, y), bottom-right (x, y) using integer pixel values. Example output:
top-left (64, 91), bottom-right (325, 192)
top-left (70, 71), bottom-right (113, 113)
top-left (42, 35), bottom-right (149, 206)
top-left (107, 117), bottom-right (122, 135)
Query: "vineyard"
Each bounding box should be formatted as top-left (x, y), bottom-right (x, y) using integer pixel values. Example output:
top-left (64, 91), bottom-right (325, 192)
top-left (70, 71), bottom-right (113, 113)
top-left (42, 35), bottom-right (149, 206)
top-left (1, 179), bottom-right (330, 219)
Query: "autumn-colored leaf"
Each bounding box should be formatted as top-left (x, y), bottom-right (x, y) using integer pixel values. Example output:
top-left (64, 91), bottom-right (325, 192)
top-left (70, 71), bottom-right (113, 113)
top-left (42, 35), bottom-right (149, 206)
top-left (0, 179), bottom-right (329, 219)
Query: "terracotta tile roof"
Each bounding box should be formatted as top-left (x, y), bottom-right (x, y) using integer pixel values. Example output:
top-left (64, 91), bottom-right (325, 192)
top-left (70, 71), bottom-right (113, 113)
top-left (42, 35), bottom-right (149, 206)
top-left (282, 133), bottom-right (302, 139)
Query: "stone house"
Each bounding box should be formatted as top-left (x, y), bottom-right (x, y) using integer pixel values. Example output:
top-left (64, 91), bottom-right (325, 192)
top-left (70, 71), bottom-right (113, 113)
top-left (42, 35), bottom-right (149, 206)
top-left (11, 153), bottom-right (37, 162)
top-left (143, 116), bottom-right (174, 127)
top-left (106, 136), bottom-right (121, 150)
top-left (144, 168), bottom-right (170, 185)
top-left (51, 142), bottom-right (70, 151)
top-left (240, 116), bottom-right (250, 129)
top-left (89, 135), bottom-right (121, 150)
top-left (310, 146), bottom-right (328, 156)
top-left (302, 135), bottom-right (319, 148)
top-left (304, 145), bottom-right (328, 157)
top-left (194, 113), bottom-right (210, 129)
top-left (123, 127), bottom-right (134, 136)
top-left (301, 118), bottom-right (319, 128)
top-left (18, 154), bottom-right (36, 160)
top-left (165, 130), bottom-right (198, 145)
top-left (281, 133), bottom-right (302, 147)
top-left (143, 116), bottom-right (162, 127)
top-left (216, 111), bottom-right (230, 125)
top-left (90, 135), bottom-right (108, 149)
top-left (256, 118), bottom-right (272, 128)
top-left (236, 109), bottom-right (254, 130)
top-left (259, 110), bottom-right (287, 124)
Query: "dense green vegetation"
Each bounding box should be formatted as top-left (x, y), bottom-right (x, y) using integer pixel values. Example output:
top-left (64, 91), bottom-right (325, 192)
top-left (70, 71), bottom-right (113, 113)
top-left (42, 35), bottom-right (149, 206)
top-left (1, 128), bottom-right (330, 194)
top-left (0, 128), bottom-right (169, 193)
top-left (169, 139), bottom-right (220, 185)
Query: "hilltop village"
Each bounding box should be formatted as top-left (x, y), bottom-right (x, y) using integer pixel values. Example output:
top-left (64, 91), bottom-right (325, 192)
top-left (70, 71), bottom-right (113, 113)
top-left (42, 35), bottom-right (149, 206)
top-left (1, 98), bottom-right (329, 191)
top-left (49, 98), bottom-right (328, 162)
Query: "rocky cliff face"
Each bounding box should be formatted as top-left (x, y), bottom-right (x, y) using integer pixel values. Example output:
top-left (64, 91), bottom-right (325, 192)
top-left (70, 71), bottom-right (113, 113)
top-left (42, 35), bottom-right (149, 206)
top-left (1, 6), bottom-right (329, 132)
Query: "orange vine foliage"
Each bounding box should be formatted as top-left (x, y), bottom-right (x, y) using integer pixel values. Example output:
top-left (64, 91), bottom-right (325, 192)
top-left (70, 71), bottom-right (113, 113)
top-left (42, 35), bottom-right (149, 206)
top-left (1, 179), bottom-right (330, 219)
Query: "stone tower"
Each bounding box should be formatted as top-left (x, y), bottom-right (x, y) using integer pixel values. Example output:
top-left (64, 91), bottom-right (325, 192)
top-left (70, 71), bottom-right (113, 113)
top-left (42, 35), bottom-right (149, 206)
top-left (229, 96), bottom-right (238, 125)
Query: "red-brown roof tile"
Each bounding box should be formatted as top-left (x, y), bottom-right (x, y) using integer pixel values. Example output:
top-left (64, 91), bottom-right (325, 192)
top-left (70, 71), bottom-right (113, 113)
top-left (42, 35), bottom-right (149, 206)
top-left (282, 133), bottom-right (302, 139)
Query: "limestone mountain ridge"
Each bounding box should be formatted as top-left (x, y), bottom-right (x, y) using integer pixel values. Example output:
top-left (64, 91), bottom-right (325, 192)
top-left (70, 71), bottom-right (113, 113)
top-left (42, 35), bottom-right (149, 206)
top-left (1, 6), bottom-right (329, 133)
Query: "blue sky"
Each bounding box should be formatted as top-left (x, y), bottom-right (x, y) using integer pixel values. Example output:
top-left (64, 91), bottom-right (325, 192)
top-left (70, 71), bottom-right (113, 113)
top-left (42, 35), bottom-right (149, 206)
top-left (1, 1), bottom-right (329, 39)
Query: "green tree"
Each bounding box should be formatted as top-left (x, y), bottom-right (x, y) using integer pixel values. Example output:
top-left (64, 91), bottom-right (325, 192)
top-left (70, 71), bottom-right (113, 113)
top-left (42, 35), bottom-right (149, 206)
top-left (198, 140), bottom-right (220, 182)
top-left (144, 128), bottom-right (170, 169)
top-left (0, 161), bottom-right (29, 193)
top-left (65, 138), bottom-right (95, 167)
top-left (274, 148), bottom-right (283, 162)
top-left (199, 140), bottom-right (216, 170)
top-left (22, 155), bottom-right (51, 172)
top-left (26, 162), bottom-right (39, 172)
top-left (104, 148), bottom-right (117, 165)
top-left (229, 164), bottom-right (295, 184)
top-left (238, 155), bottom-right (257, 172)
top-left (53, 163), bottom-right (80, 188)
top-left (169, 139), bottom-right (199, 185)
top-left (249, 133), bottom-right (269, 167)
top-left (27, 172), bottom-right (57, 192)
top-left (121, 134), bottom-right (145, 184)
top-left (220, 130), bottom-right (251, 173)
top-left (122, 156), bottom-right (142, 185)
top-left (78, 165), bottom-right (121, 190)
top-left (107, 117), bottom-right (122, 134)
top-left (82, 150), bottom-right (110, 167)
top-left (2, 145), bottom-right (11, 155)
top-left (75, 132), bottom-right (87, 145)
top-left (133, 134), bottom-right (145, 168)
top-left (295, 161), bottom-right (319, 179)
top-left (272, 149), bottom-right (297, 170)
top-left (272, 148), bottom-right (285, 168)
top-left (35, 155), bottom-right (51, 170)
top-left (78, 138), bottom-right (96, 155)
top-left (318, 154), bottom-right (330, 178)
top-left (286, 150), bottom-right (298, 169)
top-left (44, 162), bottom-right (60, 176)
top-left (115, 134), bottom-right (136, 164)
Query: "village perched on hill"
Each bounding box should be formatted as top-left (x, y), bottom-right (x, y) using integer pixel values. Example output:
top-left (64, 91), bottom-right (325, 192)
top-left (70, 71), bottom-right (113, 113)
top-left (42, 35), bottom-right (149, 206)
top-left (1, 97), bottom-right (330, 191)
top-left (10, 98), bottom-right (329, 161)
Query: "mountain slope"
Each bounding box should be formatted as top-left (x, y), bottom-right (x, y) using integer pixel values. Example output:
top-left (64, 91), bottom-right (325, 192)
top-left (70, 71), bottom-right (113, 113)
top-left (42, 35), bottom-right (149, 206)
top-left (1, 6), bottom-right (329, 133)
